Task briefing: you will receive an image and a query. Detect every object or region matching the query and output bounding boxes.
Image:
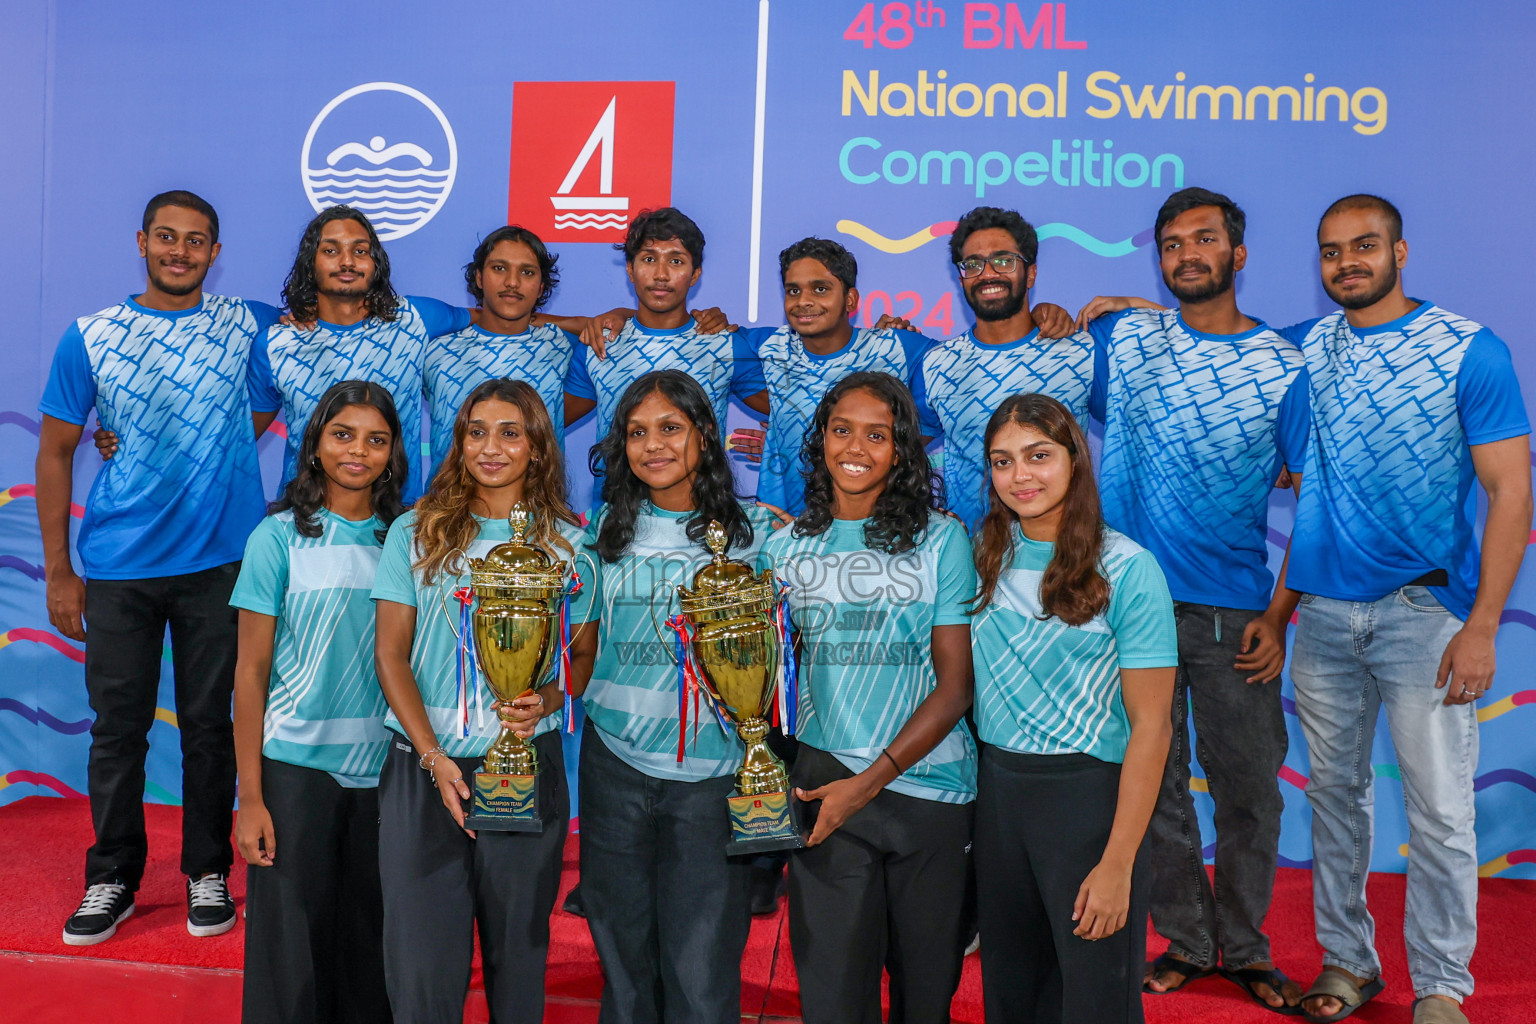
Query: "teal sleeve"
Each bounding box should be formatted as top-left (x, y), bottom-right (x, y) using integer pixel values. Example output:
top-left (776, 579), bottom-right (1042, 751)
top-left (370, 516), bottom-right (420, 607)
top-left (932, 518), bottom-right (977, 627)
top-left (1106, 550), bottom-right (1178, 669)
top-left (229, 517), bottom-right (289, 616)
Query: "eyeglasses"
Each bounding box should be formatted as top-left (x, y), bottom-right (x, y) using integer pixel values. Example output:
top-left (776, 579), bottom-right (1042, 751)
top-left (955, 252), bottom-right (1031, 278)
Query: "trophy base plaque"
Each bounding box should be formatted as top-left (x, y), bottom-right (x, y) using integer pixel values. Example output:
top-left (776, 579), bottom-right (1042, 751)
top-left (725, 790), bottom-right (806, 855)
top-left (463, 772), bottom-right (544, 832)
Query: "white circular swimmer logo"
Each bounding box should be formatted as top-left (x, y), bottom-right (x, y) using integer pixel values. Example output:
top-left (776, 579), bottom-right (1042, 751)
top-left (300, 82), bottom-right (457, 240)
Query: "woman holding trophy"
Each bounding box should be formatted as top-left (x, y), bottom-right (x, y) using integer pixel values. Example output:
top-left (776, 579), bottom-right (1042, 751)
top-left (231, 380), bottom-right (407, 1024)
top-left (761, 371), bottom-right (978, 1024)
top-left (968, 393), bottom-right (1176, 1024)
top-left (563, 369), bottom-right (785, 1024)
top-left (372, 379), bottom-right (590, 1024)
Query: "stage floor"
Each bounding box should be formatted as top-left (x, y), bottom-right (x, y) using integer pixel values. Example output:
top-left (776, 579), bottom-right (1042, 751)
top-left (2, 797), bottom-right (1531, 1023)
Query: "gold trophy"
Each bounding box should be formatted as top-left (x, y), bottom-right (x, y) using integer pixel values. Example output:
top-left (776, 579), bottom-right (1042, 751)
top-left (677, 521), bottom-right (805, 853)
top-left (463, 504), bottom-right (567, 832)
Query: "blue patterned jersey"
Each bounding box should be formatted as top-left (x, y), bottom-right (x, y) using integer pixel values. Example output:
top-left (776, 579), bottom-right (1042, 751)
top-left (577, 502), bottom-right (776, 782)
top-left (566, 318), bottom-right (761, 446)
top-left (738, 325), bottom-right (929, 515)
top-left (972, 526), bottom-right (1177, 761)
top-left (423, 322), bottom-right (578, 479)
top-left (760, 513), bottom-right (977, 804)
top-left (250, 296), bottom-right (470, 503)
top-left (913, 328), bottom-right (1095, 532)
top-left (1286, 302), bottom-right (1529, 619)
top-left (39, 294), bottom-right (280, 579)
top-left (229, 509), bottom-right (390, 785)
top-left (370, 511), bottom-right (588, 756)
top-left (1088, 310), bottom-right (1307, 611)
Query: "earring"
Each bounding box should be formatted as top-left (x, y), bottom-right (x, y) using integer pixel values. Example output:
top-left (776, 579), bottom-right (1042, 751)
top-left (380, 467), bottom-right (393, 483)
top-left (311, 456), bottom-right (321, 469)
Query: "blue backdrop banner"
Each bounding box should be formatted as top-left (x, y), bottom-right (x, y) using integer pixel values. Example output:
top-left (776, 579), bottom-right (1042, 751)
top-left (2, 1), bottom-right (1532, 879)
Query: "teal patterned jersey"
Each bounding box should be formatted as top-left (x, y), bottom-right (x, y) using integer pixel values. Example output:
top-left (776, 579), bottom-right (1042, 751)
top-left (229, 509), bottom-right (390, 785)
top-left (760, 512), bottom-right (977, 804)
top-left (578, 502), bottom-right (777, 782)
top-left (971, 526), bottom-right (1177, 762)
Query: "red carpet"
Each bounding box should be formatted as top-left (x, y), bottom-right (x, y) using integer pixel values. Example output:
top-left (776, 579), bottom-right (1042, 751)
top-left (1, 796), bottom-right (1532, 1022)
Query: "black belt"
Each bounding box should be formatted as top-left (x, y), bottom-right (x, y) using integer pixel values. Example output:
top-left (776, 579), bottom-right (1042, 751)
top-left (1407, 569), bottom-right (1449, 587)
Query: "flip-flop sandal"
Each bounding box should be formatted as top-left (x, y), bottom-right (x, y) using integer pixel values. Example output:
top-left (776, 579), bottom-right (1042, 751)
top-left (1222, 965), bottom-right (1304, 1015)
top-left (1412, 997), bottom-right (1469, 1024)
top-left (1301, 970), bottom-right (1385, 1022)
top-left (1142, 954), bottom-right (1216, 994)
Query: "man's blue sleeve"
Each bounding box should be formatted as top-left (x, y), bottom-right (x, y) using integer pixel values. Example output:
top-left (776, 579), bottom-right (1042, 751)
top-left (245, 300), bottom-right (283, 333)
top-left (38, 325), bottom-right (95, 426)
top-left (1276, 371), bottom-right (1311, 473)
top-left (566, 344), bottom-right (596, 400)
top-left (1459, 329), bottom-right (1531, 445)
top-left (1086, 314), bottom-right (1118, 424)
top-left (408, 296), bottom-right (473, 338)
top-left (247, 327), bottom-right (282, 414)
top-left (1276, 317), bottom-right (1322, 349)
top-left (730, 329), bottom-right (767, 398)
top-left (911, 349), bottom-right (942, 439)
top-left (895, 328), bottom-right (933, 373)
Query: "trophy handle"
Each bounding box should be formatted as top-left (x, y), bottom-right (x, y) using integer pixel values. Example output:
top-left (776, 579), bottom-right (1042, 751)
top-left (554, 550), bottom-right (601, 664)
top-left (648, 578), bottom-right (683, 665)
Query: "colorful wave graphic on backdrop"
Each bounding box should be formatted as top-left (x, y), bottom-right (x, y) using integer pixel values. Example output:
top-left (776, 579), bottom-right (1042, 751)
top-left (837, 218), bottom-right (1156, 257)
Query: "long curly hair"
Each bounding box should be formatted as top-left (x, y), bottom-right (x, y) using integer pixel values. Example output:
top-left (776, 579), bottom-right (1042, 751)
top-left (412, 379), bottom-right (579, 585)
top-left (970, 393), bottom-right (1108, 625)
top-left (589, 369), bottom-right (751, 563)
top-left (795, 371), bottom-right (943, 554)
top-left (269, 379), bottom-right (407, 542)
top-left (281, 206), bottom-right (400, 324)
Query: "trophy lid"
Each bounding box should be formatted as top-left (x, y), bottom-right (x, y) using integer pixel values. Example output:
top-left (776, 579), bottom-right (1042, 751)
top-left (479, 505), bottom-right (552, 574)
top-left (689, 521), bottom-right (755, 593)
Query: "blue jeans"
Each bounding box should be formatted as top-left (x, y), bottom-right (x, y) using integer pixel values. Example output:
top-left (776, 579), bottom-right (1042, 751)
top-left (1291, 587), bottom-right (1478, 1001)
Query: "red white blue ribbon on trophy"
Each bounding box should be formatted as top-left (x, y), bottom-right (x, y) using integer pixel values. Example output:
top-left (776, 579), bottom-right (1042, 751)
top-left (773, 580), bottom-right (799, 736)
top-left (559, 571), bottom-right (583, 735)
top-left (667, 614), bottom-right (730, 762)
top-left (453, 586), bottom-right (488, 740)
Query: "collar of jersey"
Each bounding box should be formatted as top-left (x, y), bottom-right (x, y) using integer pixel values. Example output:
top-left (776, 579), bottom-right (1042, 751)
top-left (642, 501), bottom-right (693, 520)
top-left (794, 326), bottom-right (865, 363)
top-left (127, 295), bottom-right (206, 320)
top-left (1174, 311), bottom-right (1272, 344)
top-left (464, 322), bottom-right (539, 343)
top-left (313, 316), bottom-right (381, 335)
top-left (315, 506), bottom-right (382, 532)
top-left (1011, 522), bottom-right (1055, 553)
top-left (629, 317), bottom-right (695, 338)
top-left (1346, 298), bottom-right (1430, 337)
top-left (969, 327), bottom-right (1041, 351)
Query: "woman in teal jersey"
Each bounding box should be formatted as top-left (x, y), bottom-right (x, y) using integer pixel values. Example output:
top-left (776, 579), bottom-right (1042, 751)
top-left (761, 370), bottom-right (977, 1024)
top-left (565, 368), bottom-right (784, 1024)
top-left (969, 393), bottom-right (1176, 1024)
top-left (372, 379), bottom-right (589, 1024)
top-left (231, 379), bottom-right (407, 1024)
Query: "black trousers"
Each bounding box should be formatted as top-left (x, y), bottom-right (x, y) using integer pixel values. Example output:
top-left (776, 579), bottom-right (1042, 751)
top-left (788, 745), bottom-right (973, 1024)
top-left (377, 731), bottom-right (568, 1024)
top-left (242, 758), bottom-right (390, 1024)
top-left (83, 562), bottom-right (240, 888)
top-left (578, 725), bottom-right (751, 1024)
top-left (1145, 602), bottom-right (1288, 969)
top-left (974, 745), bottom-right (1149, 1024)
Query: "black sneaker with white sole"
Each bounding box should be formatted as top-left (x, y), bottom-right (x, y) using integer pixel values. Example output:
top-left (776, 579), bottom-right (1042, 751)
top-left (186, 873), bottom-right (236, 937)
top-left (62, 881), bottom-right (135, 946)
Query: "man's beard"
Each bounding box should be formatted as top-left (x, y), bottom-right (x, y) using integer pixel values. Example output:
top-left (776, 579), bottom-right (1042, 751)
top-left (1165, 257), bottom-right (1234, 304)
top-left (147, 264), bottom-right (203, 297)
top-left (1325, 261), bottom-right (1398, 310)
top-left (965, 280), bottom-right (1028, 322)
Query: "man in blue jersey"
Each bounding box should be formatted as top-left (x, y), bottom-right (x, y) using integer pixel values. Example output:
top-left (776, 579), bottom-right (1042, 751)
top-left (424, 226), bottom-right (581, 478)
top-left (1275, 196), bottom-right (1530, 1024)
top-left (565, 207), bottom-right (766, 456)
top-left (734, 237), bottom-right (929, 515)
top-left (1076, 188), bottom-right (1308, 1012)
top-left (250, 206), bottom-right (471, 502)
top-left (912, 207), bottom-right (1095, 531)
top-left (36, 191), bottom-right (277, 945)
